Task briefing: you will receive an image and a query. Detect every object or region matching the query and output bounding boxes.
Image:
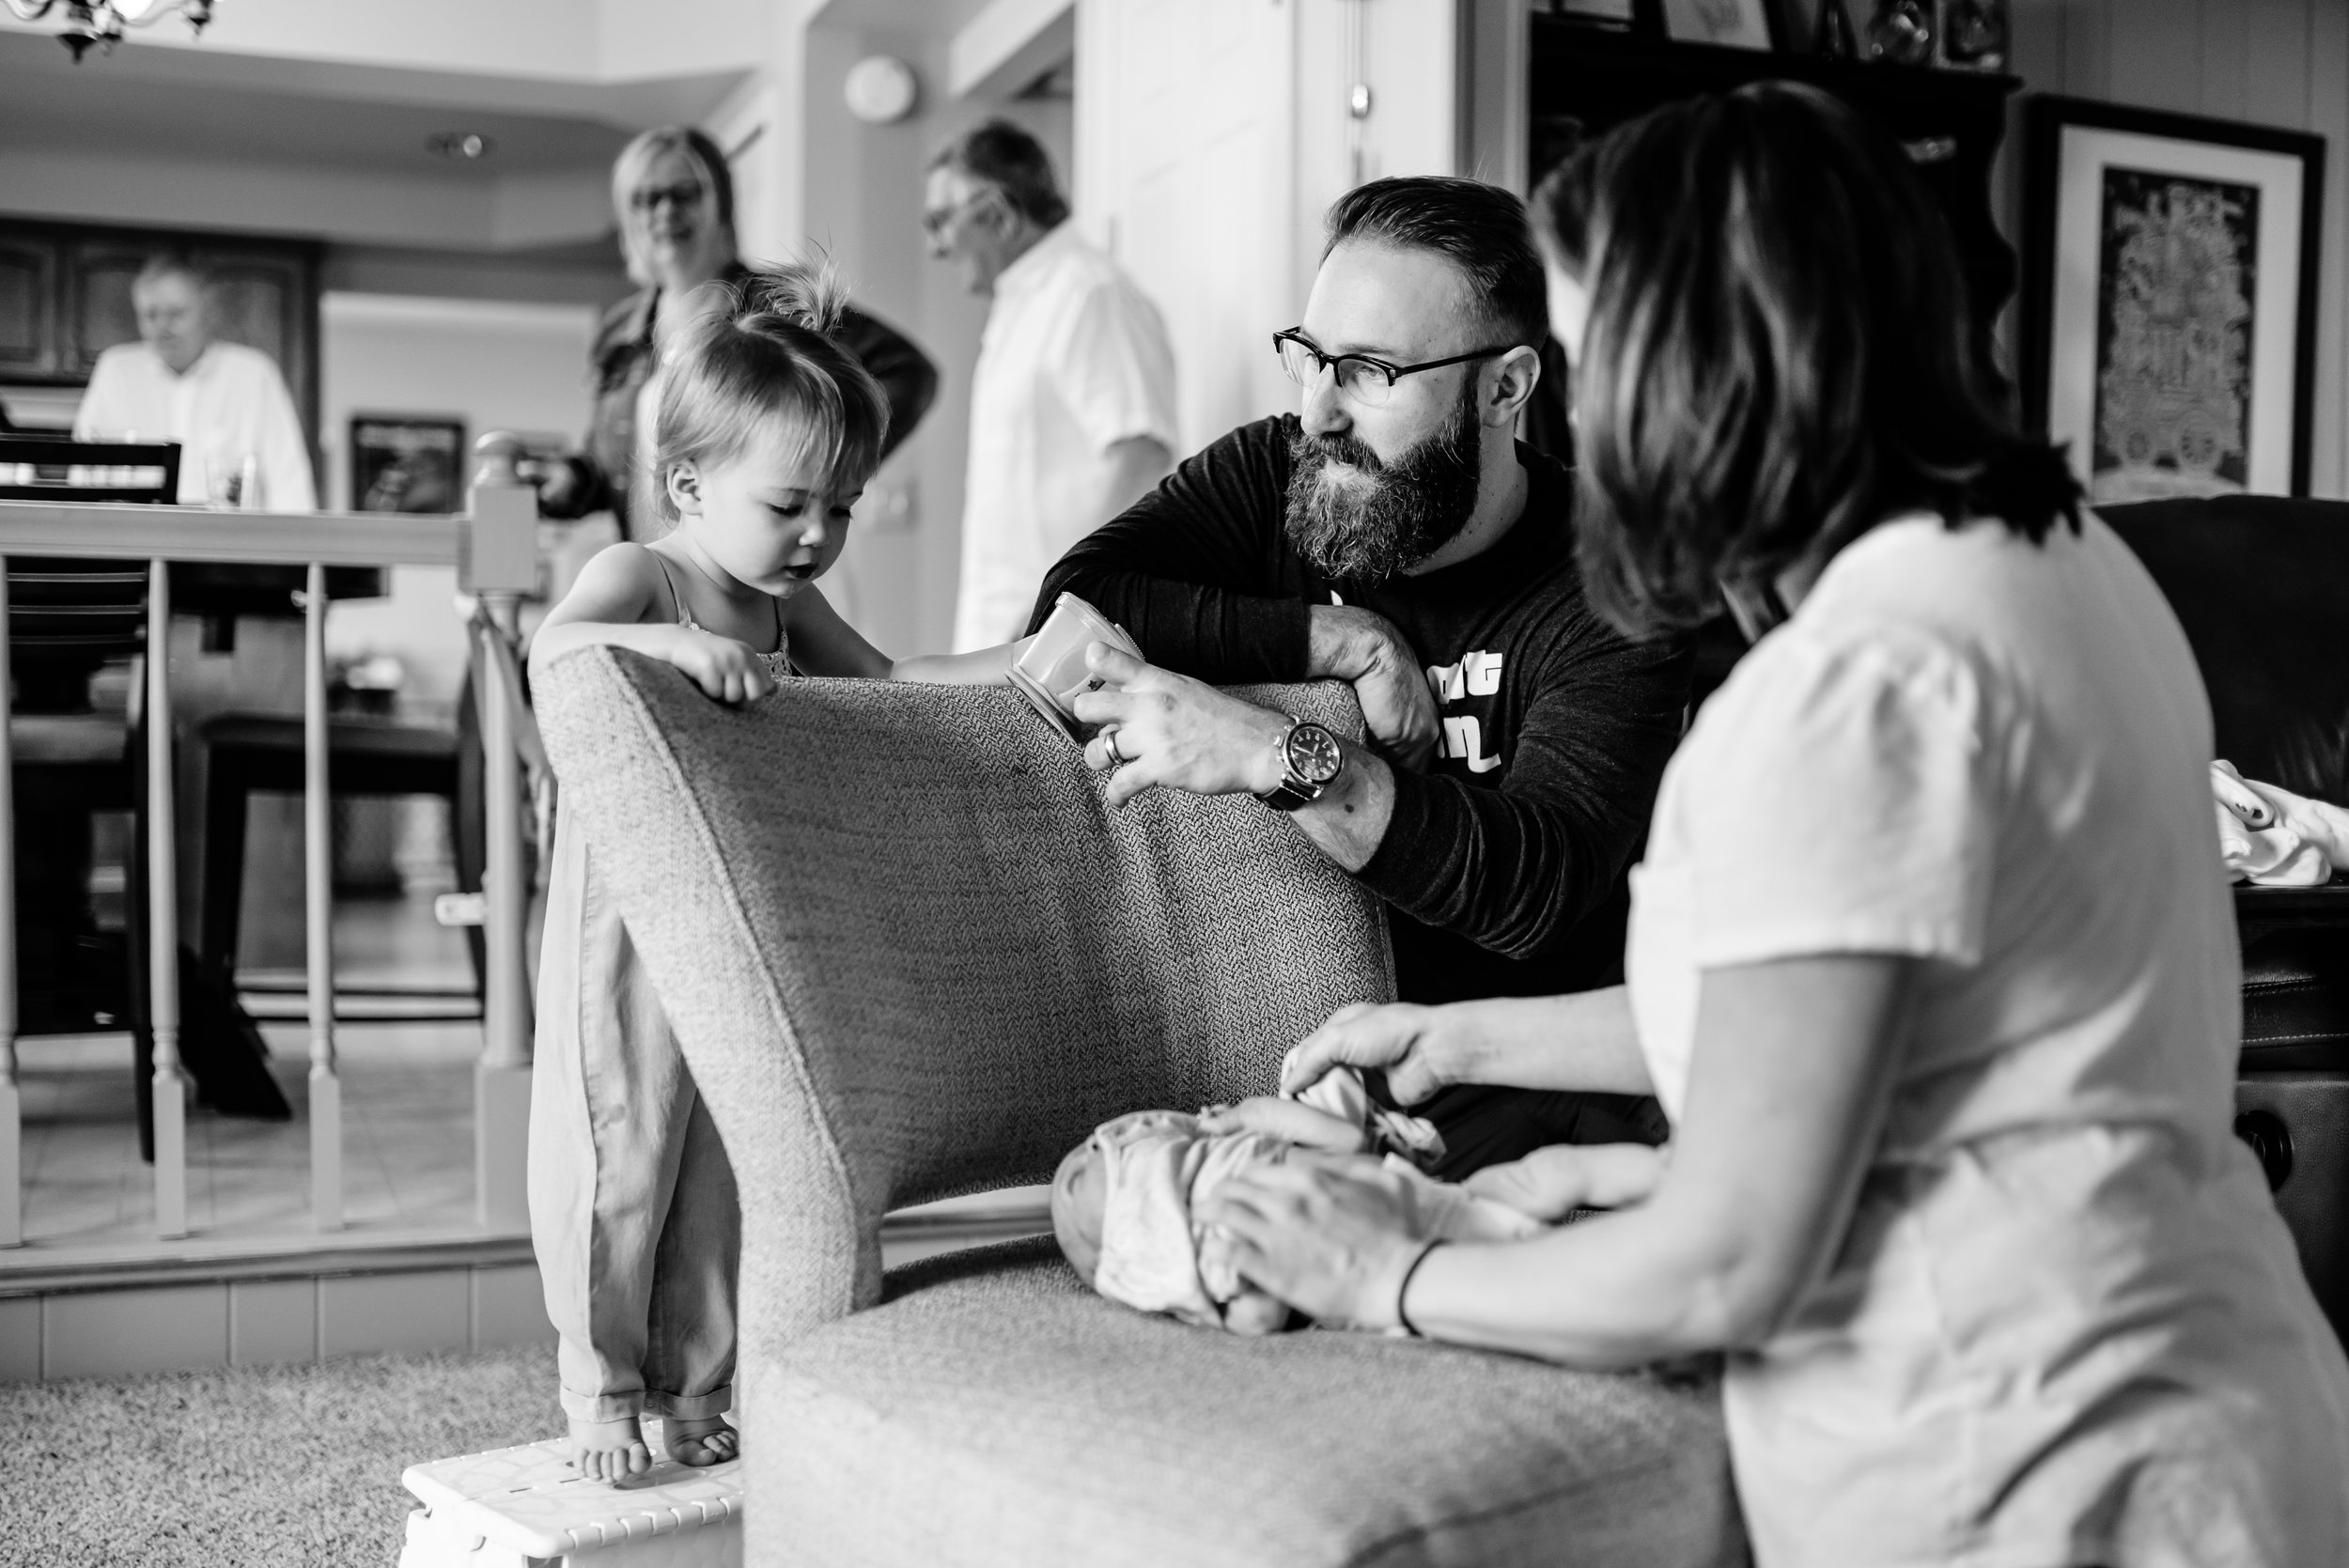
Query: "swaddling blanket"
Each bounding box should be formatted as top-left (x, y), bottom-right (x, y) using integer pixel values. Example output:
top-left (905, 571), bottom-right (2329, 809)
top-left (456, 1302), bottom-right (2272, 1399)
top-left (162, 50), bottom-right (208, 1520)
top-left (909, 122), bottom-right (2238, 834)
top-left (1088, 1068), bottom-right (1542, 1329)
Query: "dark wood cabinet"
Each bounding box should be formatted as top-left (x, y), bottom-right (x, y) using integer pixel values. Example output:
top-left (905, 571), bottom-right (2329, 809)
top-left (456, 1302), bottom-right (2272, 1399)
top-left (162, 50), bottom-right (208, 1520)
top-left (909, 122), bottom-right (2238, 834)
top-left (1528, 22), bottom-right (2021, 334)
top-left (0, 219), bottom-right (319, 445)
top-left (0, 237), bottom-right (60, 380)
top-left (1526, 19), bottom-right (2023, 706)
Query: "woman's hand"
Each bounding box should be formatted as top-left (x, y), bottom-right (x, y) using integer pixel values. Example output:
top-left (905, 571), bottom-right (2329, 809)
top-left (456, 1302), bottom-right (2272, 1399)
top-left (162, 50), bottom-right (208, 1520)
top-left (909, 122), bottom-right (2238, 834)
top-left (1281, 1001), bottom-right (1473, 1105)
top-left (1200, 1157), bottom-right (1432, 1330)
top-left (665, 626), bottom-right (777, 706)
top-left (1196, 1095), bottom-right (1370, 1152)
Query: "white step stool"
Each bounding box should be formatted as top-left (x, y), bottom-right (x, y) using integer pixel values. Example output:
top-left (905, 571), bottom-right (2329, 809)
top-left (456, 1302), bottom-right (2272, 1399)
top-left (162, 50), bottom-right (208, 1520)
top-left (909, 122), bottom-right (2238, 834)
top-left (398, 1436), bottom-right (742, 1567)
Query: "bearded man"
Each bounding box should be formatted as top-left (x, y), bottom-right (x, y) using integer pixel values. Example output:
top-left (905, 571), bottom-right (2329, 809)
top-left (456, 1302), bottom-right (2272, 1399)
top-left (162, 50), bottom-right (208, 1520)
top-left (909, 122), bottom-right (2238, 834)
top-left (1029, 176), bottom-right (1691, 1176)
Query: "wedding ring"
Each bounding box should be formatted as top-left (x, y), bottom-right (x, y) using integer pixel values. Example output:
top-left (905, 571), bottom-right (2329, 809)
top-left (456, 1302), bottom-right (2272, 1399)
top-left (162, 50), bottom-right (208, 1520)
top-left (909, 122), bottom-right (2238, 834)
top-left (1101, 726), bottom-right (1128, 766)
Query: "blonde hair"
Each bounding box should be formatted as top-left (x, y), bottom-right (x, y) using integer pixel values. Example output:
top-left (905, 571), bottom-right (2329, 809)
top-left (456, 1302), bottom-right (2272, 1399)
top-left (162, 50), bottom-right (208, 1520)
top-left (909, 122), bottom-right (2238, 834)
top-left (650, 264), bottom-right (891, 527)
top-left (612, 126), bottom-right (736, 288)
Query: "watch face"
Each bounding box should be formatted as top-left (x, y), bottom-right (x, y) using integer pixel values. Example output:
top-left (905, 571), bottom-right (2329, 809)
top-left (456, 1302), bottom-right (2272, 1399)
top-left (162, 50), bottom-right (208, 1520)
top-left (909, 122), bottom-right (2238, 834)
top-left (1286, 722), bottom-right (1344, 785)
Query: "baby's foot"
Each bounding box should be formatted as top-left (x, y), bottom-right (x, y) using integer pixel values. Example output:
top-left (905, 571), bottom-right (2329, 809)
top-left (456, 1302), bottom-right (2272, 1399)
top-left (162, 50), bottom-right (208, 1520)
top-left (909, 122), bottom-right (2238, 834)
top-left (663, 1415), bottom-right (739, 1467)
top-left (568, 1413), bottom-right (654, 1486)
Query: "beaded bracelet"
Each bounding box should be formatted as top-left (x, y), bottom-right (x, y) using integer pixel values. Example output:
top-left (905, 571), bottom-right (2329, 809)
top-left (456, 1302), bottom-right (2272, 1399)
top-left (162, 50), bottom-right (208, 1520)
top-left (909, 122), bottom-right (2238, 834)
top-left (1395, 1239), bottom-right (1448, 1338)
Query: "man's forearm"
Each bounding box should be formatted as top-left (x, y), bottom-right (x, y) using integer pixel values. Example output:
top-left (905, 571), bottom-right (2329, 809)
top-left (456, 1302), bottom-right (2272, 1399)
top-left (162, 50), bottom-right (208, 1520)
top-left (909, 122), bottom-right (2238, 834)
top-left (1286, 740), bottom-right (1395, 873)
top-left (1035, 562), bottom-right (1311, 681)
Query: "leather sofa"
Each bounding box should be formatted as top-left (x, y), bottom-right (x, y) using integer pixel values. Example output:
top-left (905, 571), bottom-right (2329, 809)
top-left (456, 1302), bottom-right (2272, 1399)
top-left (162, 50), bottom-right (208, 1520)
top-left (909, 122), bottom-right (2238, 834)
top-left (533, 649), bottom-right (1744, 1568)
top-left (2104, 496), bottom-right (2349, 1340)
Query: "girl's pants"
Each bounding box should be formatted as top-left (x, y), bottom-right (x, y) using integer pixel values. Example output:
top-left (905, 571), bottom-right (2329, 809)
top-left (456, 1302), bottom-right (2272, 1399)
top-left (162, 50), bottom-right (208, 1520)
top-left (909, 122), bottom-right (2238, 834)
top-left (530, 815), bottom-right (739, 1425)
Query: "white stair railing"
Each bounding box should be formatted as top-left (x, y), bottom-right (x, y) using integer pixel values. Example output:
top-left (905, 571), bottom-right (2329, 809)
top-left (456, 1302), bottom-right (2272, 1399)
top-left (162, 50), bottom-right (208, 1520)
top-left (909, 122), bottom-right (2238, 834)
top-left (0, 470), bottom-right (538, 1250)
top-left (148, 558), bottom-right (188, 1238)
top-left (304, 560), bottom-right (339, 1232)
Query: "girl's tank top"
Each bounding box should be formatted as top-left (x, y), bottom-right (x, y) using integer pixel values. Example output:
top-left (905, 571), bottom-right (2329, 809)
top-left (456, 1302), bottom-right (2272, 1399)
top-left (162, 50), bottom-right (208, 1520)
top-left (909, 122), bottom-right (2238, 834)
top-left (651, 552), bottom-right (792, 681)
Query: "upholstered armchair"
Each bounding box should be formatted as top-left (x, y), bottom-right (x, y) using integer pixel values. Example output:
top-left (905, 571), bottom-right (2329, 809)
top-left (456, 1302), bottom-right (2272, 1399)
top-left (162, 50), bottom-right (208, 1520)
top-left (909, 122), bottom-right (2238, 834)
top-left (534, 648), bottom-right (1740, 1568)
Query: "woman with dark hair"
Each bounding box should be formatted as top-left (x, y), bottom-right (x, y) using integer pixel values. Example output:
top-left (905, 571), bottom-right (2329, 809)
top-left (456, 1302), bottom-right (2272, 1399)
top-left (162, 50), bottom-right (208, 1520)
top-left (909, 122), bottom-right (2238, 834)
top-left (537, 125), bottom-right (939, 537)
top-left (1195, 84), bottom-right (2349, 1564)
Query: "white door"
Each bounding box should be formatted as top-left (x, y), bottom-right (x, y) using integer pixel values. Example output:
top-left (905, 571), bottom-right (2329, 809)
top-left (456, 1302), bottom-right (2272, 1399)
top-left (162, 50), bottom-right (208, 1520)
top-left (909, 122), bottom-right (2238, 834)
top-left (1076, 0), bottom-right (1300, 457)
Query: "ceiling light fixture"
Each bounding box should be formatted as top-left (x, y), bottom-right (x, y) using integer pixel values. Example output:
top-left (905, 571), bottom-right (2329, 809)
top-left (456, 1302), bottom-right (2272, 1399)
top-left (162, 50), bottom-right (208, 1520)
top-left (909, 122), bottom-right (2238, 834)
top-left (4, 0), bottom-right (214, 63)
top-left (427, 132), bottom-right (495, 161)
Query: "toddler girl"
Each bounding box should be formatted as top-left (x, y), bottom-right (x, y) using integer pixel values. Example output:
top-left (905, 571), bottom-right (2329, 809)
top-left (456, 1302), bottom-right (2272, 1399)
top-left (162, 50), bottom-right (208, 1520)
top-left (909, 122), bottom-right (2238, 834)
top-left (528, 268), bottom-right (917, 1484)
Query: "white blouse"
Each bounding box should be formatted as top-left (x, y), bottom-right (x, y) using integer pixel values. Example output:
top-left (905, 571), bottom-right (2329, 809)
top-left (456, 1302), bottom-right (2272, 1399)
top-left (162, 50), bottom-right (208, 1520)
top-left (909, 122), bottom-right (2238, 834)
top-left (1626, 511), bottom-right (2349, 1566)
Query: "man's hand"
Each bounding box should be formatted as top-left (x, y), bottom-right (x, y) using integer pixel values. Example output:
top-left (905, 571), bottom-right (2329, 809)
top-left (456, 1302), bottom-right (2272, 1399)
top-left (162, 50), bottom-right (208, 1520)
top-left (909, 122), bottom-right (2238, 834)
top-left (518, 455), bottom-right (581, 515)
top-left (1309, 605), bottom-right (1437, 772)
top-left (1281, 1001), bottom-right (1475, 1105)
top-left (1070, 644), bottom-right (1292, 809)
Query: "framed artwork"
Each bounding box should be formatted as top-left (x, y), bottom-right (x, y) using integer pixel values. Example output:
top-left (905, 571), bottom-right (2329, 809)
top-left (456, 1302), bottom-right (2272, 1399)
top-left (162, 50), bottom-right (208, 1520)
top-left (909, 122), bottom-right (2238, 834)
top-left (2022, 97), bottom-right (2325, 502)
top-left (350, 414), bottom-right (466, 514)
top-left (1659, 0), bottom-right (1777, 50)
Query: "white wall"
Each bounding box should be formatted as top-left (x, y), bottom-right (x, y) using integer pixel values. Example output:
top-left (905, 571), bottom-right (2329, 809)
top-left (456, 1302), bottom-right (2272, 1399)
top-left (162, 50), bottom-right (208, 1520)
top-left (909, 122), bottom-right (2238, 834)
top-left (780, 18), bottom-right (1072, 660)
top-left (317, 292), bottom-right (598, 712)
top-left (1076, 0), bottom-right (1299, 457)
top-left (0, 147), bottom-right (614, 252)
top-left (1076, 0), bottom-right (1465, 464)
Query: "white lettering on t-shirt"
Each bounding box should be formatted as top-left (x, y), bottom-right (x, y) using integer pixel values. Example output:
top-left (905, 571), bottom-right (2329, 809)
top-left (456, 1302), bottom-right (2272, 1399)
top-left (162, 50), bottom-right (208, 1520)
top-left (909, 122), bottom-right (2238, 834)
top-left (1425, 650), bottom-right (1504, 704)
top-left (1440, 716), bottom-right (1502, 773)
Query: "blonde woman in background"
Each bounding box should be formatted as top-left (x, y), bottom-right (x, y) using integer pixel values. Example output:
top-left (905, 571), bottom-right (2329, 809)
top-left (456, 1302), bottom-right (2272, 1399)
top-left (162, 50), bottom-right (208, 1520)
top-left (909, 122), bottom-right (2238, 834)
top-left (535, 125), bottom-right (938, 540)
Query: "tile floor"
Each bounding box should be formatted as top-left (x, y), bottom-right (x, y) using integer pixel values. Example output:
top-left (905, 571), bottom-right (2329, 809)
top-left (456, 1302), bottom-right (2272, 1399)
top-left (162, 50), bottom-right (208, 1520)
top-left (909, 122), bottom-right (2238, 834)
top-left (14, 891), bottom-right (487, 1252)
top-left (16, 1019), bottom-right (482, 1250)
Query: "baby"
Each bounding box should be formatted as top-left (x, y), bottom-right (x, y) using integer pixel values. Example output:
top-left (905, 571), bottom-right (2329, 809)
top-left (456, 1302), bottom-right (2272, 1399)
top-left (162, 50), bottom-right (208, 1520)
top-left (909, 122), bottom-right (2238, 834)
top-left (1050, 1062), bottom-right (1666, 1333)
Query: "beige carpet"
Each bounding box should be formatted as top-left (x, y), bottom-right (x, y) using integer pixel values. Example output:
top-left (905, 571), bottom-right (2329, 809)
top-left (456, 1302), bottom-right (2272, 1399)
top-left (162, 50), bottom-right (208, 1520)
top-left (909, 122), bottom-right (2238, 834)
top-left (3, 1342), bottom-right (564, 1567)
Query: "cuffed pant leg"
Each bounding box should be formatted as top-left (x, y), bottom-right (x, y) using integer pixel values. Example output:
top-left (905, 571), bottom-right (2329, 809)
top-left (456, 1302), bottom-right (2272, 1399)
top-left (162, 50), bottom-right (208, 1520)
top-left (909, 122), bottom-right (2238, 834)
top-left (528, 820), bottom-right (692, 1425)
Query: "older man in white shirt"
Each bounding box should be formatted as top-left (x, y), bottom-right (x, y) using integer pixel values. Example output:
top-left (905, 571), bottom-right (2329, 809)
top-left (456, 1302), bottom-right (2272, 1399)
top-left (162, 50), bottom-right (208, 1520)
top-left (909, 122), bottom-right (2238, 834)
top-left (75, 252), bottom-right (316, 512)
top-left (926, 119), bottom-right (1177, 650)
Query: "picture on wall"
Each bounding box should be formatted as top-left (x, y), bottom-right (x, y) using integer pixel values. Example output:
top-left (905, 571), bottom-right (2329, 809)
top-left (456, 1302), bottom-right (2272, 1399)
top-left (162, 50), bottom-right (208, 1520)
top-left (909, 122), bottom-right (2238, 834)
top-left (350, 415), bottom-right (466, 514)
top-left (2022, 97), bottom-right (2325, 502)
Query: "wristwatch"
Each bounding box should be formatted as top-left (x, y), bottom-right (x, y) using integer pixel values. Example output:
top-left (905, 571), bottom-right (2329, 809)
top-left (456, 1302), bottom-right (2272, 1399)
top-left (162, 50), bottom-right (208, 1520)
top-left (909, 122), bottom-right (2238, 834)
top-left (1255, 719), bottom-right (1345, 811)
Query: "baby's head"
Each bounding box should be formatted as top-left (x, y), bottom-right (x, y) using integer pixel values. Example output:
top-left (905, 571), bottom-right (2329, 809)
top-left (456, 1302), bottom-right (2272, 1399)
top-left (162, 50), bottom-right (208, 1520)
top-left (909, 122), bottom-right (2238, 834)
top-left (651, 265), bottom-right (891, 595)
top-left (1050, 1138), bottom-right (1109, 1285)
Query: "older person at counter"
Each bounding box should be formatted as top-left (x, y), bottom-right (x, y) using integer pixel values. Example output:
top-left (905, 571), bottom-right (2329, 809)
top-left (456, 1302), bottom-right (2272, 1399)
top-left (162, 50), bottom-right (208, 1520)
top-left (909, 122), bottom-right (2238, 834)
top-left (74, 250), bottom-right (315, 512)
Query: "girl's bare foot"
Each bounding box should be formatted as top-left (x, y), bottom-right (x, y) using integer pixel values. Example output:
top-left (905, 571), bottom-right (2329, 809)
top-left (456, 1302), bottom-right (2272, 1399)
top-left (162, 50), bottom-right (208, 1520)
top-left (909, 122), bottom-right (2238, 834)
top-left (568, 1413), bottom-right (654, 1485)
top-left (664, 1415), bottom-right (739, 1467)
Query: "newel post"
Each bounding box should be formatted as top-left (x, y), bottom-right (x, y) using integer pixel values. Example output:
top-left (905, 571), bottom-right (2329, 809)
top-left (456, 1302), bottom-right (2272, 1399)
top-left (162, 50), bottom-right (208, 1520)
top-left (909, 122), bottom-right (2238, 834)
top-left (464, 432), bottom-right (539, 1233)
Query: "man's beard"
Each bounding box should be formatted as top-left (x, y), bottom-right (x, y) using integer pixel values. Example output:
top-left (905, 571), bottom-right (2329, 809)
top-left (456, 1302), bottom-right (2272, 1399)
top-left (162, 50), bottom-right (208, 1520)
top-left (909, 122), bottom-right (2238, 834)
top-left (1283, 380), bottom-right (1483, 584)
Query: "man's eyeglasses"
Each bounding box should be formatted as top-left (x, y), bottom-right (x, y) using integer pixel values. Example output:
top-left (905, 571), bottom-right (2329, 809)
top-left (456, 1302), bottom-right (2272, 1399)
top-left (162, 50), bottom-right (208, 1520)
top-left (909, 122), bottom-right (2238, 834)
top-left (922, 188), bottom-right (999, 240)
top-left (1272, 329), bottom-right (1517, 409)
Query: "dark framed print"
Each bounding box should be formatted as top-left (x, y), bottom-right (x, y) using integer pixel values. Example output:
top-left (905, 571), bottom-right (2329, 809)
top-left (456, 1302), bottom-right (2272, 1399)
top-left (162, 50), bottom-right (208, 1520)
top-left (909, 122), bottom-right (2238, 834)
top-left (2022, 97), bottom-right (2325, 502)
top-left (350, 414), bottom-right (466, 514)
top-left (1659, 0), bottom-right (1778, 50)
